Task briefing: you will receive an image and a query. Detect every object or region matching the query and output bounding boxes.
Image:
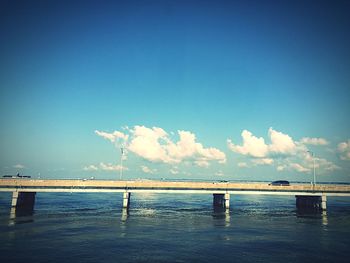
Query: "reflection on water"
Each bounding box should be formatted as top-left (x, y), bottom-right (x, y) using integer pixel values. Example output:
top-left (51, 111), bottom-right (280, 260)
top-left (9, 207), bottom-right (15, 219)
top-left (133, 192), bottom-right (159, 199)
top-left (8, 207), bottom-right (15, 226)
top-left (322, 211), bottom-right (328, 226)
top-left (1, 193), bottom-right (349, 263)
top-left (296, 209), bottom-right (329, 227)
top-left (133, 207), bottom-right (157, 216)
top-left (8, 206), bottom-right (35, 226)
top-left (225, 209), bottom-right (231, 227)
top-left (212, 207), bottom-right (231, 227)
top-left (121, 208), bottom-right (129, 222)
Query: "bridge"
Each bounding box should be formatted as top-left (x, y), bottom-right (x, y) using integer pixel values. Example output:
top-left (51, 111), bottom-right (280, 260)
top-left (1, 179), bottom-right (350, 218)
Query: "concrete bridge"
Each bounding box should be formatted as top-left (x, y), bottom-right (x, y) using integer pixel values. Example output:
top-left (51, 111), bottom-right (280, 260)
top-left (1, 179), bottom-right (350, 218)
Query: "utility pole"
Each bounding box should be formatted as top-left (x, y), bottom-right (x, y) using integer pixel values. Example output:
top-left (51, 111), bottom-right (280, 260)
top-left (120, 147), bottom-right (124, 180)
top-left (308, 151), bottom-right (316, 186)
top-left (313, 153), bottom-right (316, 186)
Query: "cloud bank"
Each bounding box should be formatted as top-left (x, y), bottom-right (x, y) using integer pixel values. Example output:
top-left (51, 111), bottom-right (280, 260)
top-left (300, 137), bottom-right (329, 146)
top-left (227, 128), bottom-right (299, 158)
top-left (83, 162), bottom-right (127, 172)
top-left (92, 125), bottom-right (343, 176)
top-left (338, 140), bottom-right (350, 161)
top-left (141, 165), bottom-right (157, 174)
top-left (95, 125), bottom-right (226, 168)
top-left (13, 164), bottom-right (25, 169)
top-left (229, 128), bottom-right (339, 174)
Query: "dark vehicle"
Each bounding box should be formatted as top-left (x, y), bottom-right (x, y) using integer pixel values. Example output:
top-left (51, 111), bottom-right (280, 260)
top-left (2, 173), bottom-right (31, 179)
top-left (269, 180), bottom-right (290, 186)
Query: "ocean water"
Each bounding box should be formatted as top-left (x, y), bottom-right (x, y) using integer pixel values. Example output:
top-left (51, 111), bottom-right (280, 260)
top-left (0, 192), bottom-right (349, 263)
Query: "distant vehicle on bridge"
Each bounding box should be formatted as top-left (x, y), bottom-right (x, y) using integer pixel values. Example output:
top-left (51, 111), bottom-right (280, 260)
top-left (269, 180), bottom-right (290, 186)
top-left (2, 173), bottom-right (31, 179)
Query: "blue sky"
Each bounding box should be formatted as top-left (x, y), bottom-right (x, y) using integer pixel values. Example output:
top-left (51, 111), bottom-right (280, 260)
top-left (0, 0), bottom-right (349, 182)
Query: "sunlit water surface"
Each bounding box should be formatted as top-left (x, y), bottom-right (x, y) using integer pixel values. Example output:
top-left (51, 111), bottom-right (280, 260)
top-left (1, 193), bottom-right (349, 262)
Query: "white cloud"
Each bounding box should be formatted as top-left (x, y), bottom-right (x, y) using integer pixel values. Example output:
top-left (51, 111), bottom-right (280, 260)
top-left (268, 128), bottom-right (297, 155)
top-left (141, 165), bottom-right (157, 174)
top-left (276, 153), bottom-right (340, 174)
top-left (83, 165), bottom-right (98, 171)
top-left (13, 164), bottom-right (25, 169)
top-left (170, 168), bottom-right (179, 175)
top-left (100, 162), bottom-right (126, 171)
top-left (314, 157), bottom-right (341, 172)
top-left (96, 125), bottom-right (226, 167)
top-left (227, 130), bottom-right (268, 158)
top-left (182, 171), bottom-right (192, 176)
top-left (194, 160), bottom-right (210, 168)
top-left (128, 126), bottom-right (172, 163)
top-left (300, 137), bottom-right (329, 146)
top-left (303, 151), bottom-right (340, 172)
top-left (289, 163), bottom-right (310, 173)
top-left (277, 165), bottom-right (285, 171)
top-left (228, 128), bottom-right (339, 175)
top-left (237, 162), bottom-right (248, 168)
top-left (83, 163), bottom-right (127, 172)
top-left (227, 128), bottom-right (299, 158)
top-left (275, 162), bottom-right (310, 173)
top-left (215, 170), bottom-right (224, 176)
top-left (338, 140), bottom-right (350, 161)
top-left (95, 130), bottom-right (129, 144)
top-left (252, 158), bottom-right (274, 166)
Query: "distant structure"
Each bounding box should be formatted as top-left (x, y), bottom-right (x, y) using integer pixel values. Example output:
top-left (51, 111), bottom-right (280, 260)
top-left (120, 147), bottom-right (124, 180)
top-left (2, 173), bottom-right (31, 179)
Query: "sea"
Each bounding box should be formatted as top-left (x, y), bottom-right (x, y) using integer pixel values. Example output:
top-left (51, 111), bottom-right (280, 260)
top-left (1, 191), bottom-right (350, 263)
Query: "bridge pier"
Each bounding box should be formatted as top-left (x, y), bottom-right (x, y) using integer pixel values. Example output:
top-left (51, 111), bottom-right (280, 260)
top-left (123, 192), bottom-right (131, 209)
top-left (295, 195), bottom-right (327, 211)
top-left (213, 193), bottom-right (230, 209)
top-left (11, 191), bottom-right (36, 216)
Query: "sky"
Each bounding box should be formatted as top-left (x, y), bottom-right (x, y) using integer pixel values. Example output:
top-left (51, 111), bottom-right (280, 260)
top-left (0, 0), bottom-right (349, 182)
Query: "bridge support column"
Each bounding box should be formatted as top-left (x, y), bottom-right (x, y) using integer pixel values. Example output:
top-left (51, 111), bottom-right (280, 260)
top-left (321, 195), bottom-right (327, 210)
top-left (11, 191), bottom-right (36, 216)
top-left (123, 192), bottom-right (131, 209)
top-left (11, 191), bottom-right (19, 207)
top-left (213, 193), bottom-right (230, 209)
top-left (296, 195), bottom-right (326, 211)
top-left (225, 193), bottom-right (230, 209)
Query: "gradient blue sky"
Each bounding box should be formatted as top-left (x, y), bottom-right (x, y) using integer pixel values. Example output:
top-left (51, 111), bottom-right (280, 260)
top-left (1, 0), bottom-right (349, 182)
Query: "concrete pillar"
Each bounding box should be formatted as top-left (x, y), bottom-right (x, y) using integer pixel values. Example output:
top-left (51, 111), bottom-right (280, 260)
top-left (11, 191), bottom-right (36, 216)
top-left (9, 207), bottom-right (16, 226)
top-left (213, 193), bottom-right (230, 209)
top-left (121, 208), bottom-right (128, 222)
top-left (321, 195), bottom-right (327, 210)
top-left (11, 191), bottom-right (19, 207)
top-left (322, 211), bottom-right (328, 226)
top-left (213, 194), bottom-right (224, 207)
top-left (123, 192), bottom-right (131, 209)
top-left (295, 195), bottom-right (326, 211)
top-left (225, 193), bottom-right (230, 209)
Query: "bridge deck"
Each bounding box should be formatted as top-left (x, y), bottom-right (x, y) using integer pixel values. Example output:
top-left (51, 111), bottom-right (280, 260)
top-left (1, 179), bottom-right (350, 196)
